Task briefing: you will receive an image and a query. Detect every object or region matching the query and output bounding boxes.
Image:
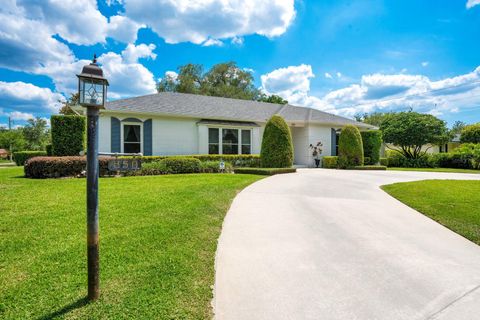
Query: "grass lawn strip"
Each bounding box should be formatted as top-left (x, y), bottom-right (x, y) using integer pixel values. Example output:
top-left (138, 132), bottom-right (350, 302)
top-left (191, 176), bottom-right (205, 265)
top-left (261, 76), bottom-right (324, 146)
top-left (388, 167), bottom-right (480, 174)
top-left (0, 167), bottom-right (261, 319)
top-left (382, 179), bottom-right (480, 245)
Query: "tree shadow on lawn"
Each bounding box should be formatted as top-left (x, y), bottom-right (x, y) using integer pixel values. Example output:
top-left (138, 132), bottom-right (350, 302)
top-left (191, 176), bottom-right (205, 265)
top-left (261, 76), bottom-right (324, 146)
top-left (35, 297), bottom-right (90, 320)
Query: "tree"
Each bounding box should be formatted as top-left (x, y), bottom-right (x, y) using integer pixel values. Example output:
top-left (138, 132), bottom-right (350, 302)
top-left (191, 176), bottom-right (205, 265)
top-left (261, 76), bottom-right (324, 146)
top-left (157, 63), bottom-right (203, 94)
top-left (450, 120), bottom-right (467, 136)
top-left (460, 123), bottom-right (480, 143)
top-left (338, 125), bottom-right (364, 168)
top-left (0, 129), bottom-right (26, 157)
top-left (260, 115), bottom-right (294, 168)
top-left (380, 111), bottom-right (448, 159)
top-left (59, 93), bottom-right (79, 115)
top-left (22, 117), bottom-right (50, 150)
top-left (355, 112), bottom-right (393, 127)
top-left (257, 93), bottom-right (288, 104)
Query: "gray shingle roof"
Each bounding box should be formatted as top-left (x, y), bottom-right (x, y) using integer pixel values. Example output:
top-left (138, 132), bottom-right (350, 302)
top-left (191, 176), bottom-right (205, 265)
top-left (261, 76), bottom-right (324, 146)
top-left (106, 92), bottom-right (374, 129)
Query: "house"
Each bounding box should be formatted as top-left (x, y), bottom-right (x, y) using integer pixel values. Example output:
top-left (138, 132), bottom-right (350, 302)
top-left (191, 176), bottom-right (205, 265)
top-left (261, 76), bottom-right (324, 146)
top-left (87, 92), bottom-right (375, 166)
top-left (383, 134), bottom-right (463, 156)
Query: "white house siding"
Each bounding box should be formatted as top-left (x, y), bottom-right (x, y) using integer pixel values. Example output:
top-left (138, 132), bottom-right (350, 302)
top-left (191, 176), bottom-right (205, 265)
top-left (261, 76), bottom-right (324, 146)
top-left (306, 124), bottom-right (334, 167)
top-left (291, 126), bottom-right (309, 166)
top-left (152, 117), bottom-right (198, 155)
top-left (98, 115), bottom-right (111, 153)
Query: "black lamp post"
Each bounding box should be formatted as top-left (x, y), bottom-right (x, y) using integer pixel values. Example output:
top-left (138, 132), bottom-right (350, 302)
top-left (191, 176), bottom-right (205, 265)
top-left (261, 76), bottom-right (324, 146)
top-left (77, 54), bottom-right (109, 301)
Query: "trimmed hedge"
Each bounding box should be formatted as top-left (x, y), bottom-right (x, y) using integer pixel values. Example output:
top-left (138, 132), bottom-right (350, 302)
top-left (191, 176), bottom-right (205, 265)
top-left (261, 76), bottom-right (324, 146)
top-left (125, 154), bottom-right (260, 167)
top-left (13, 151), bottom-right (47, 166)
top-left (323, 156), bottom-right (338, 169)
top-left (260, 115), bottom-right (294, 168)
top-left (160, 157), bottom-right (201, 174)
top-left (351, 165), bottom-right (387, 170)
top-left (234, 167), bottom-right (296, 175)
top-left (46, 144), bottom-right (53, 156)
top-left (338, 125), bottom-right (364, 168)
top-left (51, 115), bottom-right (86, 156)
top-left (380, 157), bottom-right (388, 167)
top-left (24, 156), bottom-right (114, 178)
top-left (200, 161), bottom-right (233, 173)
top-left (361, 130), bottom-right (382, 164)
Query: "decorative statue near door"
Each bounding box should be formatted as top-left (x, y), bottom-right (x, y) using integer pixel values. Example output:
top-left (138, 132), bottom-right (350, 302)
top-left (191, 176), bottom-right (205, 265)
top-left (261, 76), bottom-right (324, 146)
top-left (309, 141), bottom-right (323, 168)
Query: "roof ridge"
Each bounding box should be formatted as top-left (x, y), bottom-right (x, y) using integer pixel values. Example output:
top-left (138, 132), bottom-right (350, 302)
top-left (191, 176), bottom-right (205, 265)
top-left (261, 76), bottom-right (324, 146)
top-left (275, 104), bottom-right (288, 114)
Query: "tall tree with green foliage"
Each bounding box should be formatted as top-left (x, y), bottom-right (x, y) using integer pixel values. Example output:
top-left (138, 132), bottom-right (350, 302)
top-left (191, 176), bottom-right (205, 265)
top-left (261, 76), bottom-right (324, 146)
top-left (59, 93), bottom-right (79, 115)
top-left (355, 112), bottom-right (393, 127)
top-left (460, 123), bottom-right (480, 143)
top-left (380, 111), bottom-right (448, 159)
top-left (0, 129), bottom-right (26, 157)
top-left (338, 125), bottom-right (364, 168)
top-left (260, 115), bottom-right (294, 168)
top-left (22, 117), bottom-right (50, 151)
top-left (157, 61), bottom-right (287, 103)
top-left (450, 120), bottom-right (467, 136)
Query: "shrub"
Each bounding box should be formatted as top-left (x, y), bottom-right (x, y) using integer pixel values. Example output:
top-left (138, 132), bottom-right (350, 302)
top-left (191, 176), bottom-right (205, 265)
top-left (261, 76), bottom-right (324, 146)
top-left (200, 161), bottom-right (233, 173)
top-left (364, 157), bottom-right (371, 165)
top-left (379, 157), bottom-right (388, 167)
top-left (338, 125), bottom-right (364, 168)
top-left (460, 123), bottom-right (480, 143)
top-left (51, 115), bottom-right (86, 156)
top-left (361, 130), bottom-right (382, 164)
top-left (24, 156), bottom-right (114, 178)
top-left (135, 161), bottom-right (168, 176)
top-left (351, 165), bottom-right (387, 170)
top-left (322, 156), bottom-right (338, 169)
top-left (46, 144), bottom-right (52, 156)
top-left (127, 154), bottom-right (261, 167)
top-left (260, 115), bottom-right (294, 168)
top-left (430, 152), bottom-right (474, 169)
top-left (13, 151), bottom-right (47, 166)
top-left (234, 167), bottom-right (296, 175)
top-left (160, 157), bottom-right (201, 174)
top-left (386, 150), bottom-right (433, 168)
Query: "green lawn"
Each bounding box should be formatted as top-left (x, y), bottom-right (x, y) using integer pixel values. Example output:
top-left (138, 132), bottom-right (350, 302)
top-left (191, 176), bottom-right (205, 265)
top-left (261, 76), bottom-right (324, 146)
top-left (382, 180), bottom-right (480, 245)
top-left (388, 167), bottom-right (480, 174)
top-left (0, 167), bottom-right (261, 319)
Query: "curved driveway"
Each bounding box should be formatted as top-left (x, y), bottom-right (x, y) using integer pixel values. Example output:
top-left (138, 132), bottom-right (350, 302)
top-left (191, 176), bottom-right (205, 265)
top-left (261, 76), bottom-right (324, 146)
top-left (214, 169), bottom-right (480, 320)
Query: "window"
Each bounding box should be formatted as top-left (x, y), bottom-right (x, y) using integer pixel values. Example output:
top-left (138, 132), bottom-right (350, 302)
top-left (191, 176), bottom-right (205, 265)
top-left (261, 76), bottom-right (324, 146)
top-left (123, 124), bottom-right (141, 153)
top-left (222, 129), bottom-right (239, 154)
top-left (241, 130), bottom-right (251, 154)
top-left (208, 128), bottom-right (219, 154)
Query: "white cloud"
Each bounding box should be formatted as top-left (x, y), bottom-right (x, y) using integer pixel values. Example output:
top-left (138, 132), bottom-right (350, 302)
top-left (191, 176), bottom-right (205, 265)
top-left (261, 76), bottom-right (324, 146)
top-left (231, 36), bottom-right (244, 45)
top-left (124, 0), bottom-right (295, 44)
top-left (107, 15), bottom-right (143, 44)
top-left (97, 46), bottom-right (157, 99)
top-left (0, 81), bottom-right (63, 114)
top-left (261, 65), bottom-right (480, 118)
top-left (8, 111), bottom-right (35, 121)
top-left (202, 38), bottom-right (224, 47)
top-left (421, 61), bottom-right (429, 67)
top-left (164, 71), bottom-right (178, 81)
top-left (325, 72), bottom-right (333, 79)
top-left (466, 0), bottom-right (480, 9)
top-left (336, 72), bottom-right (342, 78)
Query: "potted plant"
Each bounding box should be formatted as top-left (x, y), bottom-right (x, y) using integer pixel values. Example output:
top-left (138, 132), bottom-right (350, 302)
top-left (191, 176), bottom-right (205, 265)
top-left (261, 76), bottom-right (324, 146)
top-left (309, 141), bottom-right (323, 168)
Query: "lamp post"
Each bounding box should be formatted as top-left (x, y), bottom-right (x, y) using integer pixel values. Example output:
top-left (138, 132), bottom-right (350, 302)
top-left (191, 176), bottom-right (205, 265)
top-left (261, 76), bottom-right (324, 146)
top-left (77, 54), bottom-right (109, 301)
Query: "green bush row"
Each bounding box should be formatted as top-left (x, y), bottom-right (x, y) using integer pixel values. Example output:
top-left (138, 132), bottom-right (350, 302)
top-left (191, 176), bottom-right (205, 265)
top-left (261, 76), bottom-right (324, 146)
top-left (13, 151), bottom-right (47, 166)
top-left (234, 167), bottom-right (296, 175)
top-left (127, 154), bottom-right (260, 167)
top-left (136, 160), bottom-right (233, 176)
top-left (351, 165), bottom-right (387, 170)
top-left (322, 156), bottom-right (338, 169)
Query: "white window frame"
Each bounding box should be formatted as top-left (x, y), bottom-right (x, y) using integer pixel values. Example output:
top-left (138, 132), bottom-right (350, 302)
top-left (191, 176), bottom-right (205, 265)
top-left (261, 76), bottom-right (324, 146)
top-left (207, 126), bottom-right (252, 155)
top-left (121, 121), bottom-right (143, 154)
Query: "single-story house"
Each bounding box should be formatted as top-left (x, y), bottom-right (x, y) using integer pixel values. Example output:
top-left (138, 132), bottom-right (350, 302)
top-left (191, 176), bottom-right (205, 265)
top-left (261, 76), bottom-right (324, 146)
top-left (76, 92), bottom-right (375, 166)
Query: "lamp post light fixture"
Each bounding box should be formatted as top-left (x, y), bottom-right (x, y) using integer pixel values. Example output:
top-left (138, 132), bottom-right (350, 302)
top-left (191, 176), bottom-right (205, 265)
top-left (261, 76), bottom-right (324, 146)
top-left (77, 54), bottom-right (109, 301)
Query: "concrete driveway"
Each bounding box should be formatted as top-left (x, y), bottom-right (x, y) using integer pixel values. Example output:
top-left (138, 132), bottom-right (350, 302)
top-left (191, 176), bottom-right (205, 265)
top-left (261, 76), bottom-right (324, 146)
top-left (214, 169), bottom-right (480, 320)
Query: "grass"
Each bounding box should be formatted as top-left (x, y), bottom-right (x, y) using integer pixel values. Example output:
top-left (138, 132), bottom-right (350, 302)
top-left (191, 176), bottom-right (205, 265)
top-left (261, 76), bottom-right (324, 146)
top-left (382, 180), bottom-right (480, 245)
top-left (234, 167), bottom-right (296, 175)
top-left (0, 167), bottom-right (262, 319)
top-left (388, 167), bottom-right (480, 174)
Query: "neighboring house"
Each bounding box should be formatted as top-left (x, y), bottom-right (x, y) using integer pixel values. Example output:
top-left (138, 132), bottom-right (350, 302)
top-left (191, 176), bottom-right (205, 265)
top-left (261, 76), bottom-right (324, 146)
top-left (0, 149), bottom-right (9, 159)
top-left (76, 92), bottom-right (375, 166)
top-left (383, 134), bottom-right (462, 156)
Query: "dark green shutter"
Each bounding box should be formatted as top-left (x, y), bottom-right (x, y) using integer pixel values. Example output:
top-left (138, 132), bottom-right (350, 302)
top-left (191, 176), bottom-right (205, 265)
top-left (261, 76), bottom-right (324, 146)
top-left (143, 119), bottom-right (152, 156)
top-left (111, 117), bottom-right (121, 153)
top-left (331, 128), bottom-right (337, 156)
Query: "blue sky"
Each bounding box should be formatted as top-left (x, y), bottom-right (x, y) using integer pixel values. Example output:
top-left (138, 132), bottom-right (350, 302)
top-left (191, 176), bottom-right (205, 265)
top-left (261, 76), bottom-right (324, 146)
top-left (1, 0), bottom-right (479, 128)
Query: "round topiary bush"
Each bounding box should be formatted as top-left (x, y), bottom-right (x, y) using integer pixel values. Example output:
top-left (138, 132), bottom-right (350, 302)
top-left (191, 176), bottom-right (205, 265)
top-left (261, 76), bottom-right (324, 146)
top-left (360, 130), bottom-right (382, 164)
top-left (260, 115), bottom-right (294, 168)
top-left (338, 125), bottom-right (364, 168)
